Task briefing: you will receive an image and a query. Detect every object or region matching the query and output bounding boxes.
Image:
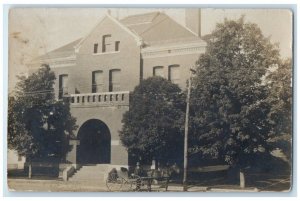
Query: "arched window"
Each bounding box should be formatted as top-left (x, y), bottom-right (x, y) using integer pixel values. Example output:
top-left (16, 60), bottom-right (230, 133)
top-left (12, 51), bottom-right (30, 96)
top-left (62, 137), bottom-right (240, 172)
top-left (168, 65), bottom-right (180, 85)
top-left (153, 66), bottom-right (164, 77)
top-left (92, 70), bottom-right (104, 93)
top-left (109, 69), bottom-right (121, 92)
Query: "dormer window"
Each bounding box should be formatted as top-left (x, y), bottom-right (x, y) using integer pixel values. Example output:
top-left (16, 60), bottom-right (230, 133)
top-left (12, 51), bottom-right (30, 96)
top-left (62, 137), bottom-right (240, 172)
top-left (102, 34), bottom-right (111, 53)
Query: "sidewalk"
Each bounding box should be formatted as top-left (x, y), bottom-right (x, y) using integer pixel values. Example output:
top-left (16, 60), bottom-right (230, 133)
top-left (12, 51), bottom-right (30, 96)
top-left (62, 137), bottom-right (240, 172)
top-left (6, 178), bottom-right (259, 193)
top-left (7, 175), bottom-right (290, 192)
top-left (7, 179), bottom-right (108, 192)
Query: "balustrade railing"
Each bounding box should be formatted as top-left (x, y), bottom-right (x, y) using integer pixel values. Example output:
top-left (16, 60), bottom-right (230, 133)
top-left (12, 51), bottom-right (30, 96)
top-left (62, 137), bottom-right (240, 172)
top-left (68, 91), bottom-right (129, 106)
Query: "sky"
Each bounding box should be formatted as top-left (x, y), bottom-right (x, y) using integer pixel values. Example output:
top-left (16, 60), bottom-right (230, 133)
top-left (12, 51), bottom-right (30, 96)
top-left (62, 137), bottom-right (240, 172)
top-left (8, 8), bottom-right (293, 93)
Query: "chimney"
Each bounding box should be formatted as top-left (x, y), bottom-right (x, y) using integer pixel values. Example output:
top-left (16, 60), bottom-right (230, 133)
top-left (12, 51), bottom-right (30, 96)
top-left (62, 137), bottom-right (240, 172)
top-left (185, 8), bottom-right (201, 37)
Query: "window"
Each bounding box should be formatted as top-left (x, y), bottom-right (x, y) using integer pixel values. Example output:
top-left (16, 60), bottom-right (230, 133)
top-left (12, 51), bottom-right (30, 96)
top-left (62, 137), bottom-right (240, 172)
top-left (168, 65), bottom-right (180, 85)
top-left (92, 70), bottom-right (104, 93)
top-left (153, 66), bottom-right (164, 77)
top-left (109, 69), bottom-right (121, 92)
top-left (93, 43), bottom-right (98, 54)
top-left (18, 154), bottom-right (22, 162)
top-left (115, 41), bottom-right (120, 51)
top-left (59, 74), bottom-right (68, 99)
top-left (102, 34), bottom-right (112, 53)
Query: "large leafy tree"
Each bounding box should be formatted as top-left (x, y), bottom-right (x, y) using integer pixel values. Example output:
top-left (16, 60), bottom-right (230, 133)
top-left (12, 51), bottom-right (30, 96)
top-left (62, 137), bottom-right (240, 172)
top-left (189, 17), bottom-right (281, 187)
top-left (266, 59), bottom-right (292, 162)
top-left (120, 77), bottom-right (185, 166)
top-left (8, 65), bottom-right (77, 178)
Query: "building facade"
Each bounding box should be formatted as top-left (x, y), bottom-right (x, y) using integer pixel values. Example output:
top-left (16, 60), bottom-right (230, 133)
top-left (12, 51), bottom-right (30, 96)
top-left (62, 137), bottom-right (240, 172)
top-left (8, 149), bottom-right (26, 170)
top-left (28, 9), bottom-right (206, 168)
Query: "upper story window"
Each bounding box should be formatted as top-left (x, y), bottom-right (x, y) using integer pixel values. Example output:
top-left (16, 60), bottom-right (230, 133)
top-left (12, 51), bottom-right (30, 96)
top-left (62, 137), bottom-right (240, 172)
top-left (94, 43), bottom-right (98, 54)
top-left (153, 66), bottom-right (164, 77)
top-left (109, 69), bottom-right (121, 92)
top-left (168, 65), bottom-right (180, 85)
top-left (115, 41), bottom-right (120, 51)
top-left (59, 74), bottom-right (68, 99)
top-left (102, 34), bottom-right (112, 53)
top-left (93, 35), bottom-right (119, 54)
top-left (92, 70), bottom-right (104, 93)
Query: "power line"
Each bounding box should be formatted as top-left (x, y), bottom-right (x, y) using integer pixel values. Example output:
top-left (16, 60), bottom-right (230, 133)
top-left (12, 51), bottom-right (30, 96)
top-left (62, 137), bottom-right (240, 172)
top-left (12, 71), bottom-right (276, 96)
top-left (24, 90), bottom-right (54, 94)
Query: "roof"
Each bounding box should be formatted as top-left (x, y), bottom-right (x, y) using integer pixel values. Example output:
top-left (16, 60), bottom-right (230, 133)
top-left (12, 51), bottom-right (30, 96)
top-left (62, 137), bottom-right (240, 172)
top-left (121, 12), bottom-right (160, 26)
top-left (120, 12), bottom-right (203, 45)
top-left (36, 38), bottom-right (82, 60)
top-left (36, 12), bottom-right (205, 61)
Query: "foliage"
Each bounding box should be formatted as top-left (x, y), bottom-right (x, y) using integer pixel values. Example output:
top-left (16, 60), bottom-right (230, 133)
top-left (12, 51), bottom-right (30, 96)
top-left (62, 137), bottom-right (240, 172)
top-left (266, 59), bottom-right (292, 160)
top-left (190, 17), bottom-right (281, 169)
top-left (8, 65), bottom-right (77, 161)
top-left (120, 77), bottom-right (185, 164)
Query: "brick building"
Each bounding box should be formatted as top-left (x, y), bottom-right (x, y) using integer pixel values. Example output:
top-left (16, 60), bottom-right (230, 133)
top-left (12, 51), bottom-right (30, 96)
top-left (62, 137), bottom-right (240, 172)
top-left (28, 9), bottom-right (206, 170)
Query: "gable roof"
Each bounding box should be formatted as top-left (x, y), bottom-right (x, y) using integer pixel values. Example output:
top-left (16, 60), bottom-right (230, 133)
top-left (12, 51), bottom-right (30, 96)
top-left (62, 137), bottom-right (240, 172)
top-left (35, 11), bottom-right (205, 61)
top-left (74, 14), bottom-right (143, 52)
top-left (120, 12), bottom-right (203, 45)
top-left (36, 38), bottom-right (82, 60)
top-left (50, 38), bottom-right (82, 54)
top-left (121, 12), bottom-right (160, 26)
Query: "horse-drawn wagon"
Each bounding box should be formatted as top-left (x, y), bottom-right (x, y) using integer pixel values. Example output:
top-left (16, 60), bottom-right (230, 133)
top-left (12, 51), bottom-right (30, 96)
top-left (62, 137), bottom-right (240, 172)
top-left (106, 164), bottom-right (180, 192)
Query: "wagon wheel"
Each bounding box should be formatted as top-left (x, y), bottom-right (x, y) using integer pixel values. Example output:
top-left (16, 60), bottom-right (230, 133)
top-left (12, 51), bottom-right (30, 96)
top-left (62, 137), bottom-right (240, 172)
top-left (127, 175), bottom-right (142, 191)
top-left (106, 173), bottom-right (123, 192)
top-left (121, 179), bottom-right (133, 192)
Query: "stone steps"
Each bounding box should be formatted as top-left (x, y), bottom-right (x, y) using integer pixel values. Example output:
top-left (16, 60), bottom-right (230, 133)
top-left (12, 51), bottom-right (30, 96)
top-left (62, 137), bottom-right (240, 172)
top-left (68, 164), bottom-right (110, 182)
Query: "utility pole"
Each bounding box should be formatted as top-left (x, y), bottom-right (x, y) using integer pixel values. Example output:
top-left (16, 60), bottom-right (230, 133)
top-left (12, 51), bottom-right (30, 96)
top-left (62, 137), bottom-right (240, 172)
top-left (183, 67), bottom-right (195, 191)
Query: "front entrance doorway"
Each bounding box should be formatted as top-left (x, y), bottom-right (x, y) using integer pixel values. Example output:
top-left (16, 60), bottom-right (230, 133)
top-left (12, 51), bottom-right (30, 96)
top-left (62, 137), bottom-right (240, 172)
top-left (77, 119), bottom-right (111, 164)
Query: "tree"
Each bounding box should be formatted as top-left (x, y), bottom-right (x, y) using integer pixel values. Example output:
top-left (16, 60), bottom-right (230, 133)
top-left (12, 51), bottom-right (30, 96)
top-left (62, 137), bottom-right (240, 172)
top-left (266, 59), bottom-right (292, 162)
top-left (8, 65), bottom-right (77, 178)
top-left (119, 77), bottom-right (185, 166)
top-left (189, 17), bottom-right (281, 188)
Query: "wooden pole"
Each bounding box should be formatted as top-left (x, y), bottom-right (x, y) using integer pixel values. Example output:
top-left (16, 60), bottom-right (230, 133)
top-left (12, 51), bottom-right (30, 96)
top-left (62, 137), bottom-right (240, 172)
top-left (183, 68), bottom-right (192, 191)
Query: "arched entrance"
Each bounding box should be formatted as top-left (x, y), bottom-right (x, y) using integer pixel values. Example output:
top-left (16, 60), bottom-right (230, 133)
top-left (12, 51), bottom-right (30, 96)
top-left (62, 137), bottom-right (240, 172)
top-left (77, 119), bottom-right (111, 164)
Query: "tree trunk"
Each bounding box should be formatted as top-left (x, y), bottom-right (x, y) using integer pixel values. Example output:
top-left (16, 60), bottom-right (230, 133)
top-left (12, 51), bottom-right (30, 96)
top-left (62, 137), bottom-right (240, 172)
top-left (28, 163), bottom-right (32, 179)
top-left (239, 169), bottom-right (245, 188)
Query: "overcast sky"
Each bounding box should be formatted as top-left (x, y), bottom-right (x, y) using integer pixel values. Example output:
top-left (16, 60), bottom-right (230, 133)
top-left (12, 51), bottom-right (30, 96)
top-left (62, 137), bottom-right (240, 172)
top-left (8, 8), bottom-right (293, 92)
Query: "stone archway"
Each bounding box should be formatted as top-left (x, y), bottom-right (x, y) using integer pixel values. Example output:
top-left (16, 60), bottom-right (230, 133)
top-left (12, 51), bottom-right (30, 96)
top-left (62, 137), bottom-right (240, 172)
top-left (77, 119), bottom-right (111, 164)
